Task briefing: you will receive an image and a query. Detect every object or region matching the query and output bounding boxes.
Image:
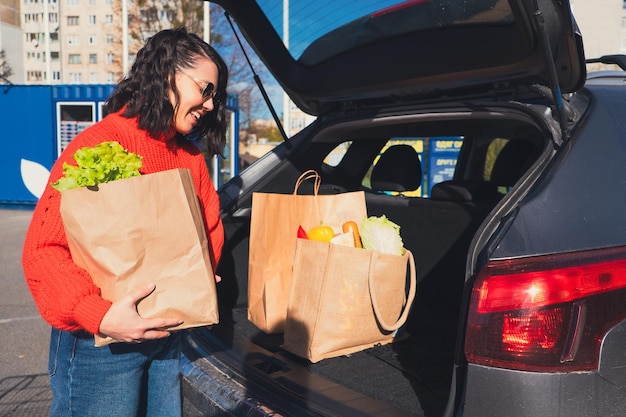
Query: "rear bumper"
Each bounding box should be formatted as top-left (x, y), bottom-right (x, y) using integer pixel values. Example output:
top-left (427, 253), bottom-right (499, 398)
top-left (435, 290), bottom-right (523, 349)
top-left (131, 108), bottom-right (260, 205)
top-left (181, 351), bottom-right (280, 417)
top-left (463, 364), bottom-right (622, 417)
top-left (180, 330), bottom-right (425, 417)
top-left (463, 318), bottom-right (626, 416)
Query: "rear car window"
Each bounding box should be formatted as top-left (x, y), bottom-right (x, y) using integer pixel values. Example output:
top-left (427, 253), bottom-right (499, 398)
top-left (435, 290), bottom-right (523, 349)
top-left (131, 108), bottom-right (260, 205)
top-left (256, 0), bottom-right (514, 63)
top-left (362, 137), bottom-right (463, 197)
top-left (323, 141), bottom-right (352, 167)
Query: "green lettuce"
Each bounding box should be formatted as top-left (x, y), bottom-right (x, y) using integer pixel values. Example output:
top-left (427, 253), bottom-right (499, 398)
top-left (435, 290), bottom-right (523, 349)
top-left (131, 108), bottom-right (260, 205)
top-left (359, 215), bottom-right (405, 256)
top-left (51, 141), bottom-right (143, 192)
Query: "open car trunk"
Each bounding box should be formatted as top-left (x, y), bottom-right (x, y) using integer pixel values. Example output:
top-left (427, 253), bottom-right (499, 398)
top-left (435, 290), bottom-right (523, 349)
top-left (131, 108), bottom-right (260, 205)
top-left (183, 0), bottom-right (586, 412)
top-left (181, 100), bottom-right (559, 416)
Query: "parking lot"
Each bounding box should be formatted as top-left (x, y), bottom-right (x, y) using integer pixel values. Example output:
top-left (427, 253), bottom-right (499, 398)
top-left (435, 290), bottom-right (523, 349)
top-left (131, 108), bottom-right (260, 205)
top-left (0, 209), bottom-right (52, 416)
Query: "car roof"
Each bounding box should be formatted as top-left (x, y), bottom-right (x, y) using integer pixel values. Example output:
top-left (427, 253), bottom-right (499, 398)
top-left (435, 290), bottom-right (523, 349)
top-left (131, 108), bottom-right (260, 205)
top-left (209, 0), bottom-right (586, 116)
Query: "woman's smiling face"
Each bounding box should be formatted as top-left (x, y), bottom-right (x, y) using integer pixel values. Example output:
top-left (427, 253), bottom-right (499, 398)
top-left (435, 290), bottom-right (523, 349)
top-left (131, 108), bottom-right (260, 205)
top-left (170, 56), bottom-right (219, 135)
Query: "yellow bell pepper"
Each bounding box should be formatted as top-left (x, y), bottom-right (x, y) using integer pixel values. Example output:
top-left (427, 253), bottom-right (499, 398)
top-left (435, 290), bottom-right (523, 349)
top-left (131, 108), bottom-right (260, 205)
top-left (307, 225), bottom-right (334, 242)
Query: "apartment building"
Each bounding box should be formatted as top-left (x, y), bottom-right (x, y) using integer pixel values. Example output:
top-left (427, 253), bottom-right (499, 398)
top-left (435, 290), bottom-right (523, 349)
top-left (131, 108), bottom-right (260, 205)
top-left (19, 0), bottom-right (122, 84)
top-left (21, 0), bottom-right (59, 83)
top-left (570, 0), bottom-right (623, 63)
top-left (286, 97), bottom-right (315, 138)
top-left (0, 0), bottom-right (25, 82)
top-left (60, 0), bottom-right (119, 84)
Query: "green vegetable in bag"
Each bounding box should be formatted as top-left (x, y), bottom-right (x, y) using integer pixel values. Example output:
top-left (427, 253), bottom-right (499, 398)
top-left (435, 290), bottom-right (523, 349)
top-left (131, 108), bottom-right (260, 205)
top-left (359, 215), bottom-right (405, 256)
top-left (51, 141), bottom-right (143, 192)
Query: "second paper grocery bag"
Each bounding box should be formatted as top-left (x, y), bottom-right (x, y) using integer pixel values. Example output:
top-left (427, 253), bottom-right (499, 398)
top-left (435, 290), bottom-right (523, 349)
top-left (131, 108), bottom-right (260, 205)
top-left (282, 239), bottom-right (416, 363)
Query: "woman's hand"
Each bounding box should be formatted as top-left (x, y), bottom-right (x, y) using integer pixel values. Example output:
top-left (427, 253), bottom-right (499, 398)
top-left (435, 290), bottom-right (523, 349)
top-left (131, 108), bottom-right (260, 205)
top-left (98, 283), bottom-right (183, 343)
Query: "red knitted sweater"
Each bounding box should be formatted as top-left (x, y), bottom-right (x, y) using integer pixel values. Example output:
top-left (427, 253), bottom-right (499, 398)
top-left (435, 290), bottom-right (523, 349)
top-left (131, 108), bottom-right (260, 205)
top-left (22, 110), bottom-right (224, 335)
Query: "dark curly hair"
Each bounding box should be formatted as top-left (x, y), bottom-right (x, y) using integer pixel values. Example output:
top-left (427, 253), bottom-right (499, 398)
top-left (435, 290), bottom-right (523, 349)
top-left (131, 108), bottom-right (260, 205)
top-left (105, 27), bottom-right (229, 156)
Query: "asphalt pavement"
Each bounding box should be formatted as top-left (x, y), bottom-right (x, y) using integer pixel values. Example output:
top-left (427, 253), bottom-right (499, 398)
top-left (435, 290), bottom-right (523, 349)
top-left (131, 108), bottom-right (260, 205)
top-left (0, 208), bottom-right (52, 416)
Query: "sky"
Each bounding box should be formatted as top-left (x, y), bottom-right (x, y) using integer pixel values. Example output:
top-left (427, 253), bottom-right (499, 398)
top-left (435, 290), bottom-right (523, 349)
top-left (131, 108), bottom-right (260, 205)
top-left (257, 0), bottom-right (401, 59)
top-left (223, 0), bottom-right (402, 120)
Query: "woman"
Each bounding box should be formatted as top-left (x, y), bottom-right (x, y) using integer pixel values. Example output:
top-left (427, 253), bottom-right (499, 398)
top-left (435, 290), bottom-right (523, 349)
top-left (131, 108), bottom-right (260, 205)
top-left (22, 27), bottom-right (228, 417)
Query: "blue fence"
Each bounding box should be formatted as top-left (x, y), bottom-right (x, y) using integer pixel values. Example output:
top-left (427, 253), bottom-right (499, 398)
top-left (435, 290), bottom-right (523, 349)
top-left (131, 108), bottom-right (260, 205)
top-left (1, 84), bottom-right (118, 207)
top-left (0, 85), bottom-right (238, 207)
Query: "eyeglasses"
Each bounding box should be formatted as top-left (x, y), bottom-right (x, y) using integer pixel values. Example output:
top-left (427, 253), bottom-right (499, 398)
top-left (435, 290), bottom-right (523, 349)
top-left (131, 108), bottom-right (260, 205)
top-left (179, 71), bottom-right (218, 102)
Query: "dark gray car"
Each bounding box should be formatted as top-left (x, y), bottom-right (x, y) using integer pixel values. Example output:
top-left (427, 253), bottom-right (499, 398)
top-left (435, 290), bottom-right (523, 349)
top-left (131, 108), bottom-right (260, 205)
top-left (182, 1), bottom-right (626, 416)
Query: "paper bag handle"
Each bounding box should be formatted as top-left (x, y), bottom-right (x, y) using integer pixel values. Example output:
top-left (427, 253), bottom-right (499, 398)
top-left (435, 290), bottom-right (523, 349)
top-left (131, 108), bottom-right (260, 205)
top-left (293, 170), bottom-right (321, 196)
top-left (369, 250), bottom-right (417, 332)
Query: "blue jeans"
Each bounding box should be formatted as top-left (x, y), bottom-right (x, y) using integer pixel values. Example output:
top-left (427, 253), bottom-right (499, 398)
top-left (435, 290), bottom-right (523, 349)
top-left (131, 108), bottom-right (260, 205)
top-left (48, 328), bottom-right (182, 417)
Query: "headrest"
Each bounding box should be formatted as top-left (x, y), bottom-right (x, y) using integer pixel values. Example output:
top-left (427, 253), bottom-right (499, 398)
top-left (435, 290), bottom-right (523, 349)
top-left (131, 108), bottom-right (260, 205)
top-left (371, 144), bottom-right (422, 193)
top-left (430, 180), bottom-right (500, 202)
top-left (491, 139), bottom-right (535, 187)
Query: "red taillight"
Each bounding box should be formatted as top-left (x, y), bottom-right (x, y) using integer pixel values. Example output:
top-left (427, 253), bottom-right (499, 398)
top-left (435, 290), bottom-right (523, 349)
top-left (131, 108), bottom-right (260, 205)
top-left (465, 246), bottom-right (626, 372)
top-left (502, 309), bottom-right (563, 352)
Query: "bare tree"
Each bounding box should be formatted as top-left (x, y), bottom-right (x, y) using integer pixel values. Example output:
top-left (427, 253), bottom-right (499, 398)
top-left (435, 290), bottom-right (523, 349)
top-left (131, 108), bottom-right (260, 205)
top-left (111, 1), bottom-right (279, 125)
top-left (0, 50), bottom-right (14, 83)
top-left (208, 4), bottom-right (281, 128)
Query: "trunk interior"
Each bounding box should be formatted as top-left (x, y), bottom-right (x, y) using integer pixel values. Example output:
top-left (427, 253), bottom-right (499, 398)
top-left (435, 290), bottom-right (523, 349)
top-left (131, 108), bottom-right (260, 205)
top-left (185, 111), bottom-right (548, 416)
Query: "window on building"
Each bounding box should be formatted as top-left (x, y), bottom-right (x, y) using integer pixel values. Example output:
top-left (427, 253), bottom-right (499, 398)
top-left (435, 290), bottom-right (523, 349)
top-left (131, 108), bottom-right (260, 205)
top-left (49, 13), bottom-right (58, 23)
top-left (67, 34), bottom-right (80, 45)
top-left (51, 51), bottom-right (60, 61)
top-left (106, 34), bottom-right (114, 44)
top-left (107, 72), bottom-right (116, 83)
top-left (105, 14), bottom-right (113, 24)
top-left (88, 35), bottom-right (97, 45)
top-left (160, 10), bottom-right (175, 21)
top-left (25, 32), bottom-right (46, 47)
top-left (90, 73), bottom-right (98, 83)
top-left (50, 32), bottom-right (59, 42)
top-left (290, 116), bottom-right (306, 132)
top-left (67, 0), bottom-right (79, 5)
top-left (67, 16), bottom-right (79, 25)
top-left (89, 54), bottom-right (98, 64)
top-left (69, 73), bottom-right (82, 83)
top-left (27, 71), bottom-right (44, 82)
top-left (89, 15), bottom-right (96, 25)
top-left (52, 71), bottom-right (61, 81)
top-left (25, 32), bottom-right (38, 43)
top-left (106, 53), bottom-right (114, 64)
top-left (140, 9), bottom-right (158, 21)
top-left (69, 54), bottom-right (81, 64)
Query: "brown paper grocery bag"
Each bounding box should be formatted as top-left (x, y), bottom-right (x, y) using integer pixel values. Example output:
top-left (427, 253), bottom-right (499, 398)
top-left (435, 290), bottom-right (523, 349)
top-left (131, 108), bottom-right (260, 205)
top-left (282, 239), bottom-right (416, 363)
top-left (248, 170), bottom-right (367, 333)
top-left (59, 168), bottom-right (218, 347)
